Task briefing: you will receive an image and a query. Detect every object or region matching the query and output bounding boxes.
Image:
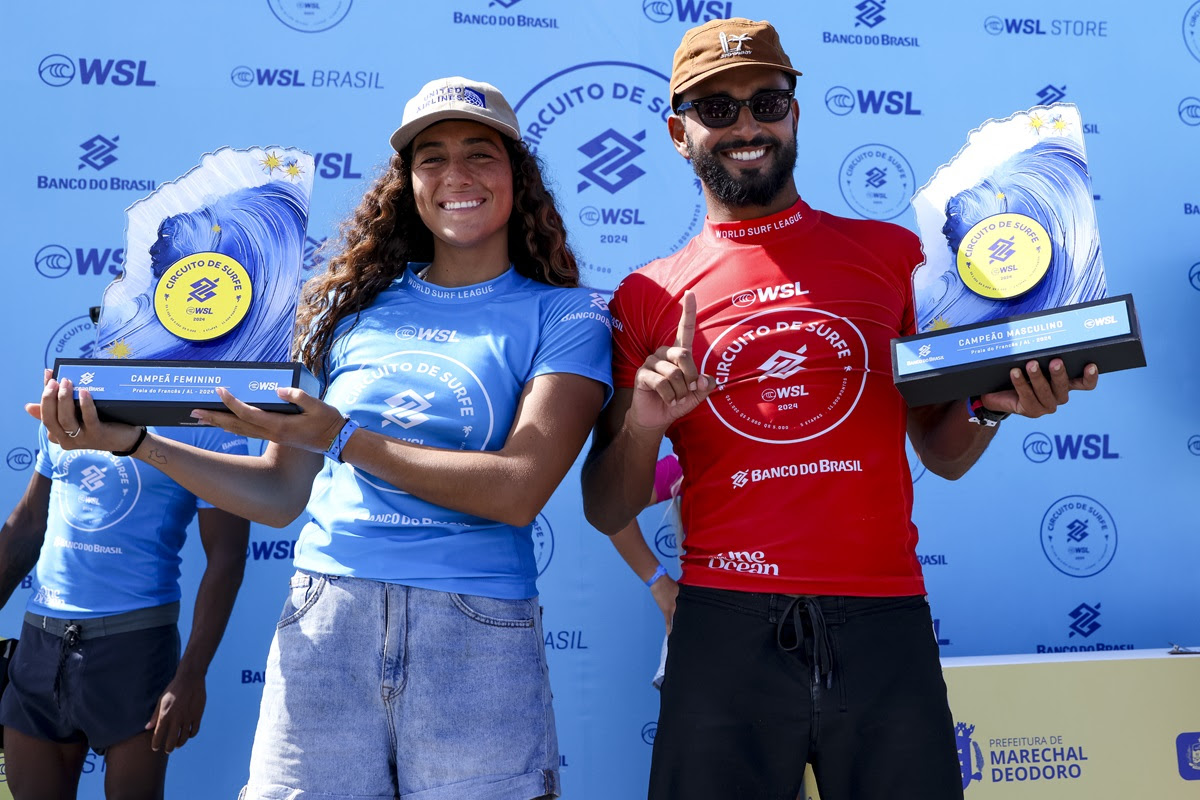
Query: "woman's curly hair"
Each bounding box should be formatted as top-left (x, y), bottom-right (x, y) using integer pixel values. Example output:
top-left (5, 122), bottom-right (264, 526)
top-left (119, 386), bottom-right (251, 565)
top-left (295, 136), bottom-right (578, 374)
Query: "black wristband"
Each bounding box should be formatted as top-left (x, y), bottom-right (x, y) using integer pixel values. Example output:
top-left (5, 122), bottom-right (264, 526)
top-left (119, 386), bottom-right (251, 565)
top-left (111, 426), bottom-right (148, 458)
top-left (966, 396), bottom-right (1011, 427)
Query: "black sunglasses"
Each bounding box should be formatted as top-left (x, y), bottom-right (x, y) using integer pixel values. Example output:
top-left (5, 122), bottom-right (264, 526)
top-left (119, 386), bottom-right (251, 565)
top-left (675, 90), bottom-right (794, 128)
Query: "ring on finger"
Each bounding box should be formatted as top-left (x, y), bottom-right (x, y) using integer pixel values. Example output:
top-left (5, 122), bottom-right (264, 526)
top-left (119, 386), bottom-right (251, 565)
top-left (66, 427), bottom-right (82, 438)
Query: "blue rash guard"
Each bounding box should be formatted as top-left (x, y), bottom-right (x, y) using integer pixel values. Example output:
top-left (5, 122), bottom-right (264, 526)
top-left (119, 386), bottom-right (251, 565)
top-left (29, 425), bottom-right (248, 619)
top-left (295, 265), bottom-right (613, 599)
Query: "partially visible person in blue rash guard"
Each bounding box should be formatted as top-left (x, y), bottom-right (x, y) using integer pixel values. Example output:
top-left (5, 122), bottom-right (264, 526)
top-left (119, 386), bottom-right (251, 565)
top-left (0, 420), bottom-right (249, 800)
top-left (32, 76), bottom-right (613, 800)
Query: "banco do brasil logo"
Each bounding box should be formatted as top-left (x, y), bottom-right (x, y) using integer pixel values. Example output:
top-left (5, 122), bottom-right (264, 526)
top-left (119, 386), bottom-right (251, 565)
top-left (1036, 84), bottom-right (1067, 105)
top-left (515, 63), bottom-right (703, 293)
top-left (79, 135), bottom-right (119, 171)
top-left (267, 0), bottom-right (353, 33)
top-left (855, 0), bottom-right (885, 28)
top-left (839, 144), bottom-right (914, 220)
top-left (1040, 495), bottom-right (1116, 578)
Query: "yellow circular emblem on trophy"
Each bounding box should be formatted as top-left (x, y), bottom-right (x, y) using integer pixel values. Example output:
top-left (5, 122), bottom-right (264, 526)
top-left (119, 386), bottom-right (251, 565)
top-left (955, 213), bottom-right (1053, 299)
top-left (153, 252), bottom-right (253, 341)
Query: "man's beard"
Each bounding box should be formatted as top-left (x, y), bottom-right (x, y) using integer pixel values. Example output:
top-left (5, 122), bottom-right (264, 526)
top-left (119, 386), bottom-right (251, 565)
top-left (687, 132), bottom-right (797, 208)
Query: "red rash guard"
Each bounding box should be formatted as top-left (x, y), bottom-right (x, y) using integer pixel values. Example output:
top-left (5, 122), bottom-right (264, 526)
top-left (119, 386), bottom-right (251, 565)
top-left (610, 198), bottom-right (927, 596)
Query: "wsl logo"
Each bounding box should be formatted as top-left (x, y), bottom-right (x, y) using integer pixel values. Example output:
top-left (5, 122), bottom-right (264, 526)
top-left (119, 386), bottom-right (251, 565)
top-left (824, 86), bottom-right (921, 116)
top-left (229, 65), bottom-right (384, 89)
top-left (79, 135), bottom-right (119, 171)
top-left (1022, 432), bottom-right (1119, 463)
top-left (532, 513), bottom-right (554, 576)
top-left (642, 0), bottom-right (733, 23)
top-left (839, 144), bottom-right (914, 220)
top-left (44, 315), bottom-right (97, 368)
top-left (312, 153), bottom-right (362, 179)
top-left (654, 521), bottom-right (678, 558)
top-left (1040, 495), bottom-right (1117, 578)
top-left (515, 62), bottom-right (703, 292)
top-left (1189, 262), bottom-right (1200, 291)
top-left (1036, 84), bottom-right (1067, 105)
top-left (7, 448), bottom-right (34, 471)
top-left (1189, 436), bottom-right (1200, 456)
top-left (641, 722), bottom-right (657, 745)
top-left (1180, 97), bottom-right (1200, 127)
top-left (38, 54), bottom-right (156, 87)
top-left (35, 245), bottom-right (125, 279)
top-left (267, 0), bottom-right (353, 33)
top-left (983, 16), bottom-right (1109, 37)
top-left (823, 1), bottom-right (920, 47)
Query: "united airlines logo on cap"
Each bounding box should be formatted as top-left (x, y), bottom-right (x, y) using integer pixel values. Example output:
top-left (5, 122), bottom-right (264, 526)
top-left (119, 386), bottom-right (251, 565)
top-left (418, 85), bottom-right (488, 111)
top-left (463, 87), bottom-right (486, 107)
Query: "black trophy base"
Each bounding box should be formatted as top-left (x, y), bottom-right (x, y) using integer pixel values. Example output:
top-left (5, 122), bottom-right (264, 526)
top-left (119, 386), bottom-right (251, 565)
top-left (52, 359), bottom-right (320, 427)
top-left (891, 294), bottom-right (1146, 407)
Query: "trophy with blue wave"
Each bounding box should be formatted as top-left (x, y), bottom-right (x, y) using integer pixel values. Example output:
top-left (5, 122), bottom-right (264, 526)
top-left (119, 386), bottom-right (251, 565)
top-left (891, 103), bottom-right (1145, 405)
top-left (53, 146), bottom-right (318, 425)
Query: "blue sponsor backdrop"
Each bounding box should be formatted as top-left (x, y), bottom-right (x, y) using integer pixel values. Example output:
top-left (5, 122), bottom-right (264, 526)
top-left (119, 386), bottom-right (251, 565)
top-left (1, 1), bottom-right (1197, 796)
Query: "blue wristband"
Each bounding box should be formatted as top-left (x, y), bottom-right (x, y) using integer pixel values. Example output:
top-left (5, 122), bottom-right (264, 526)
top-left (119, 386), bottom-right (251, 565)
top-left (645, 564), bottom-right (668, 588)
top-left (323, 417), bottom-right (359, 463)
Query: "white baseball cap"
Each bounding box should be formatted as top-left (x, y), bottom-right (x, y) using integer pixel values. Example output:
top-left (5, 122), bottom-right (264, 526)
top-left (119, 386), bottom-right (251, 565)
top-left (389, 76), bottom-right (521, 153)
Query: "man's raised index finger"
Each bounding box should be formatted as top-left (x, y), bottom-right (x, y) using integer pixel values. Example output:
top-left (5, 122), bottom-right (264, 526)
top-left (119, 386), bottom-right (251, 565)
top-left (675, 290), bottom-right (697, 349)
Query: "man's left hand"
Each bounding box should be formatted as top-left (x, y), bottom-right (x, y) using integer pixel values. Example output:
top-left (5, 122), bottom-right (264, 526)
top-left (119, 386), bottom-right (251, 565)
top-left (145, 671), bottom-right (207, 753)
top-left (981, 358), bottom-right (1099, 419)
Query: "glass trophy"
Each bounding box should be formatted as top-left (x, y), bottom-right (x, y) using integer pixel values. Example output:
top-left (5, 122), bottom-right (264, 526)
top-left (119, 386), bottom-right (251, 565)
top-left (53, 146), bottom-right (318, 425)
top-left (890, 104), bottom-right (1145, 406)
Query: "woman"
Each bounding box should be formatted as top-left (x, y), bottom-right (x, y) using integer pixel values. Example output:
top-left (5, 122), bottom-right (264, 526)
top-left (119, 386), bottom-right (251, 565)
top-left (34, 76), bottom-right (613, 800)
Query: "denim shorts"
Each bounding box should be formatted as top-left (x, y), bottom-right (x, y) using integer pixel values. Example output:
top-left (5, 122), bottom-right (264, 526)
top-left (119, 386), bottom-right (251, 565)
top-left (239, 572), bottom-right (559, 800)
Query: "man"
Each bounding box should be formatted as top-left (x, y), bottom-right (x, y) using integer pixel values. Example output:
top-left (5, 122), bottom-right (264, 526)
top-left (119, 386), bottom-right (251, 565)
top-left (581, 17), bottom-right (1098, 800)
top-left (0, 409), bottom-right (249, 799)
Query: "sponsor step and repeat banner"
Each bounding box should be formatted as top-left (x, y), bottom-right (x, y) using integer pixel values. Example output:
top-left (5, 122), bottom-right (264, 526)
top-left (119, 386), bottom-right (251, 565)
top-left (2, 1), bottom-right (1198, 796)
